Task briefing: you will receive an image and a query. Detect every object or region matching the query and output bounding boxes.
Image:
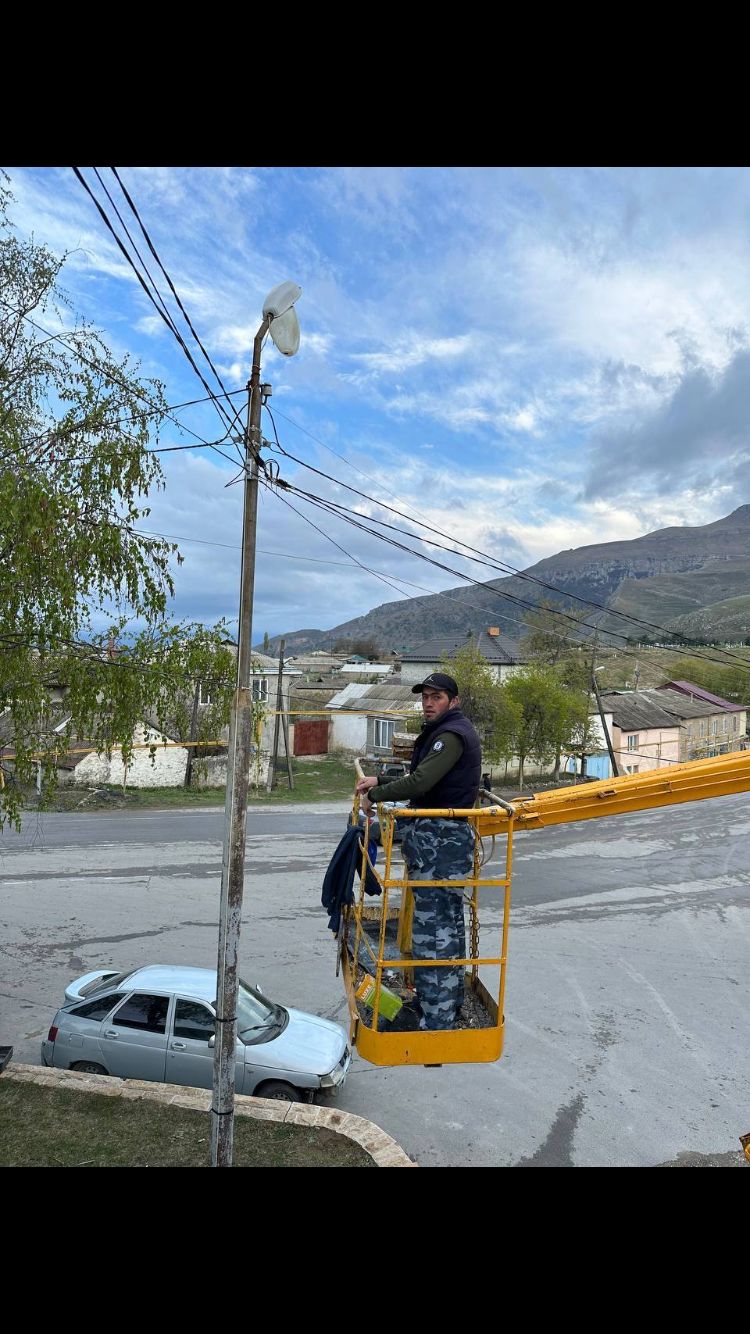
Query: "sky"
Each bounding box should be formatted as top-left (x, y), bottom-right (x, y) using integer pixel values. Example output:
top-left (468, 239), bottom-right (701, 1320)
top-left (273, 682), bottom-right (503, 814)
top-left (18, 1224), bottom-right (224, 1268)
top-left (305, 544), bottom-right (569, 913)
top-left (4, 165), bottom-right (750, 645)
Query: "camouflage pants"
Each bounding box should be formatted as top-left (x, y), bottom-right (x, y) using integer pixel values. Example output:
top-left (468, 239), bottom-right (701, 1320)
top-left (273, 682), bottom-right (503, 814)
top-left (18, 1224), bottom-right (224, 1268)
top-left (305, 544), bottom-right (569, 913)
top-left (400, 818), bottom-right (474, 1030)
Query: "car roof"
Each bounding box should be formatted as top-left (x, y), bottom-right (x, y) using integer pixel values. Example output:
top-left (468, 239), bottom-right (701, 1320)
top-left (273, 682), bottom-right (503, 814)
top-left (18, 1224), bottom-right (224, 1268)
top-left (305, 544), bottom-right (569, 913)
top-left (117, 965), bottom-right (217, 1002)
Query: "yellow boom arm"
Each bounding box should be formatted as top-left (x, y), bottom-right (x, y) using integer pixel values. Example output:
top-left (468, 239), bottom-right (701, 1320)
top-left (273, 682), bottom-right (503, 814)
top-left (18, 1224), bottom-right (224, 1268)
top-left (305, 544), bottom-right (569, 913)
top-left (474, 749), bottom-right (750, 836)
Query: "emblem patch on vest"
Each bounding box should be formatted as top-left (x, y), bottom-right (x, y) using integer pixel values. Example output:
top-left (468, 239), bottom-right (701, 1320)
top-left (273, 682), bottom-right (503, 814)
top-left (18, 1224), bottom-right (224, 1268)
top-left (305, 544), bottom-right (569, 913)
top-left (432, 739), bottom-right (444, 752)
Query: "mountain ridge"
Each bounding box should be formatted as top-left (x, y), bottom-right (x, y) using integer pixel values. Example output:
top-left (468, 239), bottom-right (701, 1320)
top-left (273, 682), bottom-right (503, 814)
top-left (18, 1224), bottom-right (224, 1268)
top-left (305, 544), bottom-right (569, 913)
top-left (265, 505), bottom-right (750, 653)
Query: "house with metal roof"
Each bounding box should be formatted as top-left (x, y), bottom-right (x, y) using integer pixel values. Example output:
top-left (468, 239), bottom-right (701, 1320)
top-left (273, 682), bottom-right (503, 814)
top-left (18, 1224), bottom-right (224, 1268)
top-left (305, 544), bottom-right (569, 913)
top-left (598, 691), bottom-right (682, 774)
top-left (649, 687), bottom-right (747, 761)
top-left (600, 686), bottom-right (747, 770)
top-left (398, 627), bottom-right (529, 685)
top-left (326, 682), bottom-right (421, 755)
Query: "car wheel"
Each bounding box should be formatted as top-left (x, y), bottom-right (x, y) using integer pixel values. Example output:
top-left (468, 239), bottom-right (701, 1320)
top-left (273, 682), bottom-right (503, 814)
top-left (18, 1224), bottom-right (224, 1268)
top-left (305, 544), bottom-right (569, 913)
top-left (255, 1080), bottom-right (302, 1103)
top-left (71, 1061), bottom-right (108, 1075)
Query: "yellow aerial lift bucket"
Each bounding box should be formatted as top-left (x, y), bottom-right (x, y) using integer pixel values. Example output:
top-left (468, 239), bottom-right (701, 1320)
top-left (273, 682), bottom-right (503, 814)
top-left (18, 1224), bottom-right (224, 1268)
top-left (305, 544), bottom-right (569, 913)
top-left (339, 786), bottom-right (513, 1067)
top-left (340, 748), bottom-right (750, 1068)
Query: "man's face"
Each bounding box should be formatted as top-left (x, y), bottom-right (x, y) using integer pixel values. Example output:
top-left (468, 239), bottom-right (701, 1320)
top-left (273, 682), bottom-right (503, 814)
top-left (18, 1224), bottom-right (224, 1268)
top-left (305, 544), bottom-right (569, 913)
top-left (421, 686), bottom-right (455, 723)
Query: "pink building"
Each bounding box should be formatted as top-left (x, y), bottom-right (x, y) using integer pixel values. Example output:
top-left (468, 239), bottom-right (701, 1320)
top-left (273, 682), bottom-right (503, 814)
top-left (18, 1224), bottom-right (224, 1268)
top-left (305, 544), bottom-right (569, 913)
top-left (599, 692), bottom-right (681, 774)
top-left (600, 686), bottom-right (748, 772)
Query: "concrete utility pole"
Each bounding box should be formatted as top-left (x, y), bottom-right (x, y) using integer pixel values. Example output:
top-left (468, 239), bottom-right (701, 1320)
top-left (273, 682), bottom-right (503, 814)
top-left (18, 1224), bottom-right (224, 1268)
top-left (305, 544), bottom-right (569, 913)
top-left (267, 638), bottom-right (294, 791)
top-left (211, 283), bottom-right (301, 1168)
top-left (592, 668), bottom-right (619, 778)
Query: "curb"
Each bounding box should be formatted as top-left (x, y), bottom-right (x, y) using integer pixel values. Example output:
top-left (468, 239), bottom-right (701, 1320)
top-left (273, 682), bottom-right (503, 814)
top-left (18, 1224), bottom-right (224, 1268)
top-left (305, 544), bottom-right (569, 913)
top-left (3, 1064), bottom-right (416, 1168)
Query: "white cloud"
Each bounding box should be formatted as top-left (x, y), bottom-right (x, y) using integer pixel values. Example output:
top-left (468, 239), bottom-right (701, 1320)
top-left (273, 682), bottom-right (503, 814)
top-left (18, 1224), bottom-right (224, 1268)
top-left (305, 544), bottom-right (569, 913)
top-left (351, 332), bottom-right (475, 375)
top-left (135, 315), bottom-right (167, 337)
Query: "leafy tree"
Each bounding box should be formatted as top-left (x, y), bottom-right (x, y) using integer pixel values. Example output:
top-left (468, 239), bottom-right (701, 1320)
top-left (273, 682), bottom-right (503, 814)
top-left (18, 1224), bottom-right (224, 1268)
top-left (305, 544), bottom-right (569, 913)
top-left (0, 181), bottom-right (233, 825)
top-left (262, 631), bottom-right (270, 651)
top-left (499, 666), bottom-right (588, 788)
top-left (441, 642), bottom-right (519, 764)
top-left (523, 599), bottom-right (591, 665)
top-left (333, 636), bottom-right (381, 658)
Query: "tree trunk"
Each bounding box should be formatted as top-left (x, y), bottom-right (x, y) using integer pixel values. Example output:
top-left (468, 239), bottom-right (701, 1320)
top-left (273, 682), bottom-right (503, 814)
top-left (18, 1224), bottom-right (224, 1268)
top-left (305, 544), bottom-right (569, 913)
top-left (184, 682), bottom-right (200, 789)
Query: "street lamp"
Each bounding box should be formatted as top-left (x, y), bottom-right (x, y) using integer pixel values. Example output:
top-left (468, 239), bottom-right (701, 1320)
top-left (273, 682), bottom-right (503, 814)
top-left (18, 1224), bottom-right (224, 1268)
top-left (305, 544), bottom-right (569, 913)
top-left (212, 281), bottom-right (302, 1168)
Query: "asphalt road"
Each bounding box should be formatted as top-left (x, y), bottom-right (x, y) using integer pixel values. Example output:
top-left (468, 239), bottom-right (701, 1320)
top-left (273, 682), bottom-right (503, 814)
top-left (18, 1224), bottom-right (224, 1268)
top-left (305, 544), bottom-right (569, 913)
top-left (2, 796), bottom-right (748, 1166)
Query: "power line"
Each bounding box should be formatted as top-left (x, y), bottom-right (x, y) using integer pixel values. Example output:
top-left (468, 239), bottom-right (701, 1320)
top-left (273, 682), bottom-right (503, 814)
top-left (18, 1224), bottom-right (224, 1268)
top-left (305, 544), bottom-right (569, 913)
top-left (130, 520), bottom-right (542, 637)
top-left (110, 166), bottom-right (240, 440)
top-left (267, 441), bottom-right (750, 674)
top-left (265, 482), bottom-right (411, 604)
top-left (56, 386), bottom-right (248, 437)
top-left (278, 478), bottom-right (750, 680)
top-left (92, 167), bottom-right (190, 352)
top-left (264, 402), bottom-right (437, 534)
top-left (146, 439), bottom-right (236, 454)
top-left (0, 297), bottom-right (242, 466)
top-left (72, 167), bottom-right (243, 462)
top-left (264, 430), bottom-right (750, 673)
top-left (263, 476), bottom-right (750, 682)
top-left (248, 501), bottom-right (546, 636)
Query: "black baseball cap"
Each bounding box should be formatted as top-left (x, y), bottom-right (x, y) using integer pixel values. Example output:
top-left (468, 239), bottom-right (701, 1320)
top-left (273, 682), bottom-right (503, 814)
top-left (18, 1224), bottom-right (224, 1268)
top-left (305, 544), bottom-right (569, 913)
top-left (411, 672), bottom-right (459, 697)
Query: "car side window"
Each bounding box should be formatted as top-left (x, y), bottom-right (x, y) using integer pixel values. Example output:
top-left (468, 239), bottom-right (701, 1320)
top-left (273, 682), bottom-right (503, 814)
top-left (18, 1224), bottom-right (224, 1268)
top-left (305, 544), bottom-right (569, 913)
top-left (173, 999), bottom-right (215, 1043)
top-left (112, 992), bottom-right (169, 1034)
top-left (71, 994), bottom-right (119, 1021)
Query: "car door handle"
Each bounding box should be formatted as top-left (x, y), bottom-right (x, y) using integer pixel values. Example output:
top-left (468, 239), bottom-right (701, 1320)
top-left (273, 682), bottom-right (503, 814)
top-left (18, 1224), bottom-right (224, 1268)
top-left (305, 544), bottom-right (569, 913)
top-left (170, 1041), bottom-right (187, 1050)
top-left (104, 1030), bottom-right (118, 1039)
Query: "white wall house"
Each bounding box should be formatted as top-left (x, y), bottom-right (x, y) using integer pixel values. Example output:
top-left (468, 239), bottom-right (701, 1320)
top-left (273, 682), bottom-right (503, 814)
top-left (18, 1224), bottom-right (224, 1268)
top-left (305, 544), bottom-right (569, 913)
top-left (399, 629), bottom-right (528, 685)
top-left (195, 652), bottom-right (301, 782)
top-left (327, 683), bottom-right (421, 755)
top-left (58, 724), bottom-right (189, 788)
top-left (339, 662), bottom-right (393, 679)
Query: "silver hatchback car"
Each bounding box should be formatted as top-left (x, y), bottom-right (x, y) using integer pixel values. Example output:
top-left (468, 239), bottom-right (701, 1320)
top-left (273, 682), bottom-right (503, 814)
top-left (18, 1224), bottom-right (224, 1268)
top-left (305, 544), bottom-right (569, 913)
top-left (42, 965), bottom-right (350, 1102)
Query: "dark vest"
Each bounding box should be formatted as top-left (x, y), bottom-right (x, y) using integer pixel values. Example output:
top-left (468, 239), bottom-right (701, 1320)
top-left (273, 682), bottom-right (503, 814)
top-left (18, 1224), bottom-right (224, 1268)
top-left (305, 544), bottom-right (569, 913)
top-left (409, 709), bottom-right (482, 809)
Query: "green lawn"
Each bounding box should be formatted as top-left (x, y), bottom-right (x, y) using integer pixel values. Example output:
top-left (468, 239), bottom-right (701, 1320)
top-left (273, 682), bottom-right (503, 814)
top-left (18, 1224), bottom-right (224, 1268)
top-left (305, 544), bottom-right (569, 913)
top-left (32, 756), bottom-right (358, 813)
top-left (0, 1082), bottom-right (374, 1167)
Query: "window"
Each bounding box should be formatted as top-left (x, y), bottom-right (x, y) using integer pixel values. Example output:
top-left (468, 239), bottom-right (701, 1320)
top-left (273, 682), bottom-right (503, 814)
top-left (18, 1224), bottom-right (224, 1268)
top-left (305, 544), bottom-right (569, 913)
top-left (733, 716), bottom-right (738, 732)
top-left (237, 981), bottom-right (278, 1041)
top-left (712, 720), bottom-right (719, 735)
top-left (174, 999), bottom-right (215, 1043)
top-left (112, 993), bottom-right (169, 1034)
top-left (374, 718), bottom-right (395, 749)
top-left (198, 682), bottom-right (211, 706)
top-left (71, 994), bottom-right (120, 1021)
top-left (77, 970), bottom-right (132, 998)
top-left (252, 678), bottom-right (269, 702)
top-left (627, 734), bottom-right (638, 751)
top-left (722, 716), bottom-right (727, 732)
top-left (700, 720), bottom-right (706, 737)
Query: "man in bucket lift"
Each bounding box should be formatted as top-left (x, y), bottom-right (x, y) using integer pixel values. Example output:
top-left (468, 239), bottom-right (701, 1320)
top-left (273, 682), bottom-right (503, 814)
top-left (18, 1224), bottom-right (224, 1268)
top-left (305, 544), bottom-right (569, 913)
top-left (355, 673), bottom-right (481, 1030)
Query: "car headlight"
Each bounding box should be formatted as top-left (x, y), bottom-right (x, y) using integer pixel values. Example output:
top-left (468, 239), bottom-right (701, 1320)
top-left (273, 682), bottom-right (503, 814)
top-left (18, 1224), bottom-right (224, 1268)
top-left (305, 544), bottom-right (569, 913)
top-left (320, 1046), bottom-right (350, 1087)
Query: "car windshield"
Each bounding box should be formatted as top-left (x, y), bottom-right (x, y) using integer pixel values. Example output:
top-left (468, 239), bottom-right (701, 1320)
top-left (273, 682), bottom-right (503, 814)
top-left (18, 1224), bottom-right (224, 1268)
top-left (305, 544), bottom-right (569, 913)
top-left (236, 981), bottom-right (279, 1038)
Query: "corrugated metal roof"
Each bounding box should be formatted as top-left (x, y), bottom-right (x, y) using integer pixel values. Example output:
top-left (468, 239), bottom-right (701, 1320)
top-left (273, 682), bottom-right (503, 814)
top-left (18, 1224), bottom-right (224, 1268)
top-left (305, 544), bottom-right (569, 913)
top-left (642, 689), bottom-right (720, 720)
top-left (658, 681), bottom-right (744, 711)
top-left (329, 683), bottom-right (420, 713)
top-left (599, 692), bottom-right (683, 731)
